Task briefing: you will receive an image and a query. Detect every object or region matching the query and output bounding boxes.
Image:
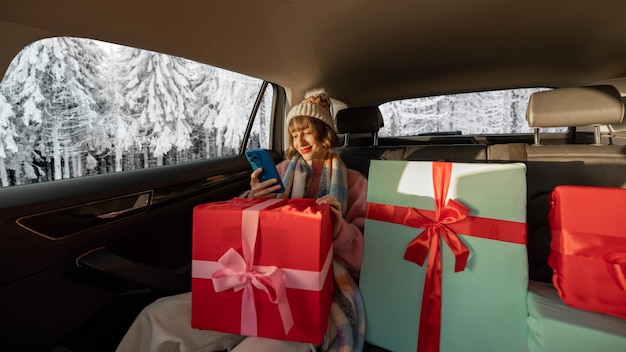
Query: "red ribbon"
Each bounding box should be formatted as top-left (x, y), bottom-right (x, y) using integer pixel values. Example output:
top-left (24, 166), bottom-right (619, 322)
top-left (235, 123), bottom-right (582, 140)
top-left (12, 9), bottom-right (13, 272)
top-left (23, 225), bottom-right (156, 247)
top-left (549, 228), bottom-right (626, 292)
top-left (365, 162), bottom-right (526, 352)
top-left (605, 252), bottom-right (626, 292)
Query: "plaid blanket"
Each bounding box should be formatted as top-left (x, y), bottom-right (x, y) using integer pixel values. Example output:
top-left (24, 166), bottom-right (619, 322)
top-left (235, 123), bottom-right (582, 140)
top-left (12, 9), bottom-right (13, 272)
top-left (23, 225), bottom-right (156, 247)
top-left (320, 261), bottom-right (365, 352)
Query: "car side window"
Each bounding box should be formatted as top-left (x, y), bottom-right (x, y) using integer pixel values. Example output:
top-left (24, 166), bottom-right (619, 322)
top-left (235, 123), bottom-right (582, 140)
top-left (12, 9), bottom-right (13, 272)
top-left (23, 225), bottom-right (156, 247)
top-left (0, 37), bottom-right (272, 187)
top-left (379, 88), bottom-right (564, 136)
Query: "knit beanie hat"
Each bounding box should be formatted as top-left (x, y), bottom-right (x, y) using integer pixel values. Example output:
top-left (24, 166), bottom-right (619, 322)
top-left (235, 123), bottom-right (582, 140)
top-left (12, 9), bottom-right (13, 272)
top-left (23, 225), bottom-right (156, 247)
top-left (286, 88), bottom-right (336, 132)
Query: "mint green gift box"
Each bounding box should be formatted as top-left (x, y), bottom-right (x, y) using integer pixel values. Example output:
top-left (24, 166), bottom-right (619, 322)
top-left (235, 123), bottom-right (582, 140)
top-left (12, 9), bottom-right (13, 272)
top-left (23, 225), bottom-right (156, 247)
top-left (527, 281), bottom-right (626, 352)
top-left (360, 160), bottom-right (529, 352)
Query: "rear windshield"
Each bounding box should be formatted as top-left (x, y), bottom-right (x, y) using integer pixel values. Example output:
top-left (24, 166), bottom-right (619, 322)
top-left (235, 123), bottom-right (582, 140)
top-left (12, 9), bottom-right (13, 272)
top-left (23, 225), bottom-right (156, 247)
top-left (378, 88), bottom-right (561, 137)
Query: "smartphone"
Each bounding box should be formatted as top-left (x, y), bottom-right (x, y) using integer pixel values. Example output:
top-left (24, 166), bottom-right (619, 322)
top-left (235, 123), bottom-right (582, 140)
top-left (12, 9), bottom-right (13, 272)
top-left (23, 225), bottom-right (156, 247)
top-left (245, 149), bottom-right (285, 194)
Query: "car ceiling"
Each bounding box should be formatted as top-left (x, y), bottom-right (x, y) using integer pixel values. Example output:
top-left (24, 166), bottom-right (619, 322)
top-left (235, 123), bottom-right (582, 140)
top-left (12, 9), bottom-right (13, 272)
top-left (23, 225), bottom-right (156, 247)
top-left (2, 0), bottom-right (626, 107)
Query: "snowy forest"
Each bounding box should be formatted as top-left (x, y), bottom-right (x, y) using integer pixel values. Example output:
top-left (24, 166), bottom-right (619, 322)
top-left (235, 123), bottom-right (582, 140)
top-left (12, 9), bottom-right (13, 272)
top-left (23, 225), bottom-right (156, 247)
top-left (0, 37), bottom-right (272, 187)
top-left (0, 37), bottom-right (545, 188)
top-left (378, 88), bottom-right (544, 137)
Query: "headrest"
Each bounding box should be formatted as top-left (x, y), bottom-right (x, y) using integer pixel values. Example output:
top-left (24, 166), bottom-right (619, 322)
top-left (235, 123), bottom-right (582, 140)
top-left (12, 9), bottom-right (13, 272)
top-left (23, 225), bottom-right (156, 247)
top-left (335, 106), bottom-right (384, 134)
top-left (609, 97), bottom-right (626, 133)
top-left (526, 85), bottom-right (624, 128)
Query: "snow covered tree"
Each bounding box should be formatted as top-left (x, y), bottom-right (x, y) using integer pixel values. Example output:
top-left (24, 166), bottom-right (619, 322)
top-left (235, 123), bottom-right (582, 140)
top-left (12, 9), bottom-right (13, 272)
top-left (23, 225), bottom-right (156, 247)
top-left (96, 44), bottom-right (136, 172)
top-left (117, 48), bottom-right (196, 166)
top-left (0, 37), bottom-right (107, 184)
top-left (247, 84), bottom-right (273, 150)
top-left (192, 66), bottom-right (265, 157)
top-left (74, 39), bottom-right (111, 176)
top-left (0, 93), bottom-right (18, 186)
top-left (213, 73), bottom-right (263, 156)
top-left (191, 63), bottom-right (220, 158)
top-left (380, 95), bottom-right (446, 136)
top-left (214, 72), bottom-right (264, 156)
top-left (0, 40), bottom-right (48, 185)
top-left (37, 37), bottom-right (104, 180)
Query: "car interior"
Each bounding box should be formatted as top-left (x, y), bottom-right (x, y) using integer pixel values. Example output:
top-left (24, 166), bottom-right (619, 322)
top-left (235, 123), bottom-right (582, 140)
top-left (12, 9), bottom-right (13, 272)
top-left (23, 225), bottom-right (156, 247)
top-left (2, 1), bottom-right (626, 351)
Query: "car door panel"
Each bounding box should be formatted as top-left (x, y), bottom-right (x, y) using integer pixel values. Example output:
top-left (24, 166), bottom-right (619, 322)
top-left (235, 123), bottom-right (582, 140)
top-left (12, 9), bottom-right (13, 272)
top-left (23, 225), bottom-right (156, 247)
top-left (15, 191), bottom-right (154, 240)
top-left (0, 154), bottom-right (256, 351)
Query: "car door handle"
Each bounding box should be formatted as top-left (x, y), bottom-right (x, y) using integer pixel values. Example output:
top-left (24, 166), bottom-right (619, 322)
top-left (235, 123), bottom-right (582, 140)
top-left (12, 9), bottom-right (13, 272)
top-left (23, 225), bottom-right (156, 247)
top-left (96, 192), bottom-right (151, 219)
top-left (17, 191), bottom-right (155, 240)
top-left (75, 247), bottom-right (190, 292)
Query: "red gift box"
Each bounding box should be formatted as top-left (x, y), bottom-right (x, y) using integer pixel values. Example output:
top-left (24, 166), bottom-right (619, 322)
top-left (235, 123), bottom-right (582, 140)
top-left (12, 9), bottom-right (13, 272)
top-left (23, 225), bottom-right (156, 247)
top-left (548, 185), bottom-right (626, 319)
top-left (191, 197), bottom-right (334, 344)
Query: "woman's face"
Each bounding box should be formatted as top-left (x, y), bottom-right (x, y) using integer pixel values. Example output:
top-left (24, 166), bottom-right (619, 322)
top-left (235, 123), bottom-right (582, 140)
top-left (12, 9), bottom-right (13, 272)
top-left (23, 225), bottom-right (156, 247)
top-left (291, 127), bottom-right (326, 161)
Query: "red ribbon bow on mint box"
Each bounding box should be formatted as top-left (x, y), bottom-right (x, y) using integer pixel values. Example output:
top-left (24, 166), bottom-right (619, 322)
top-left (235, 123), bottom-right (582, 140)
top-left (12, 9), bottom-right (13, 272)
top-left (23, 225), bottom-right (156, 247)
top-left (366, 162), bottom-right (526, 352)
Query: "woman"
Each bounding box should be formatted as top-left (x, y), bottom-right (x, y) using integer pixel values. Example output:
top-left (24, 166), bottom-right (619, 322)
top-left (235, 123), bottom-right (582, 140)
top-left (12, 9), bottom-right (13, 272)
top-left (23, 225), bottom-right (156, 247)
top-left (116, 89), bottom-right (368, 352)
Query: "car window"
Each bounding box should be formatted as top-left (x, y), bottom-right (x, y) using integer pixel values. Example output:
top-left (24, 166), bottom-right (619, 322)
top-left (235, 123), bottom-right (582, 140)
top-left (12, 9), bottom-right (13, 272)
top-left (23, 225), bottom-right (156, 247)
top-left (379, 88), bottom-right (563, 136)
top-left (0, 37), bottom-right (272, 187)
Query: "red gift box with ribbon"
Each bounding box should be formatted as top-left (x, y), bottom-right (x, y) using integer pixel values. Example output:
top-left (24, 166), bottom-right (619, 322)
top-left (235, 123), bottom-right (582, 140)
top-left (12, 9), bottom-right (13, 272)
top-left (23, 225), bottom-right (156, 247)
top-left (191, 197), bottom-right (333, 344)
top-left (548, 185), bottom-right (626, 319)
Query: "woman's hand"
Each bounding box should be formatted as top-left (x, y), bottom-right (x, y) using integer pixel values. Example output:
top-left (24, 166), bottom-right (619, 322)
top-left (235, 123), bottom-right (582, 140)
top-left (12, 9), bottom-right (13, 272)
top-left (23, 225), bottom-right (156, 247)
top-left (248, 167), bottom-right (283, 198)
top-left (317, 194), bottom-right (343, 239)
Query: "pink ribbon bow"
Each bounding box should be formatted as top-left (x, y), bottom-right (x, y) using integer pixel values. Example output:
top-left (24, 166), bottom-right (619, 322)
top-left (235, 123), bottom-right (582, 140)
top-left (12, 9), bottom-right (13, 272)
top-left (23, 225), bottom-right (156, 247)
top-left (211, 199), bottom-right (294, 336)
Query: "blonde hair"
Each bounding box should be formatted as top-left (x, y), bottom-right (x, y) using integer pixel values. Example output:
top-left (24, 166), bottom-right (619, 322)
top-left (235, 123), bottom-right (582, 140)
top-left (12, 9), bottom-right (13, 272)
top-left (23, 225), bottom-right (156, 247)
top-left (286, 116), bottom-right (340, 159)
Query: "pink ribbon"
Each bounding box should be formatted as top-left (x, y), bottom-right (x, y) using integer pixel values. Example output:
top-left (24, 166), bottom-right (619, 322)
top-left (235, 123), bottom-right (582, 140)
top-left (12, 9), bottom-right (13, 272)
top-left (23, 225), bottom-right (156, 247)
top-left (211, 249), bottom-right (293, 336)
top-left (192, 198), bottom-right (333, 336)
